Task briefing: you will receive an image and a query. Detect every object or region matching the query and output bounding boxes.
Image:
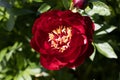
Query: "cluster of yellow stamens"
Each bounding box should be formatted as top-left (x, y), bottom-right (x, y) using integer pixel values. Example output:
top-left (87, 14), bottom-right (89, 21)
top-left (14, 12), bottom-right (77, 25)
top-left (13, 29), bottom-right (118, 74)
top-left (48, 26), bottom-right (72, 52)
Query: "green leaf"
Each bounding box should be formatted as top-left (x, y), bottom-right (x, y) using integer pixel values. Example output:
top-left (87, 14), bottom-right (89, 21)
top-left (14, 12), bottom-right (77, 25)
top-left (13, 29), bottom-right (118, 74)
top-left (96, 25), bottom-right (117, 35)
top-left (5, 42), bottom-right (21, 61)
top-left (85, 1), bottom-right (111, 16)
top-left (28, 68), bottom-right (41, 75)
top-left (94, 23), bottom-right (102, 31)
top-left (95, 42), bottom-right (118, 59)
top-left (38, 3), bottom-right (51, 13)
top-left (5, 14), bottom-right (17, 31)
top-left (90, 43), bottom-right (96, 61)
top-left (61, 0), bottom-right (70, 9)
top-left (0, 74), bottom-right (5, 78)
top-left (0, 1), bottom-right (16, 32)
top-left (90, 53), bottom-right (95, 61)
top-left (5, 49), bottom-right (14, 61)
top-left (14, 74), bottom-right (24, 80)
top-left (16, 54), bottom-right (26, 70)
top-left (10, 42), bottom-right (19, 50)
top-left (0, 6), bottom-right (5, 20)
top-left (33, 0), bottom-right (43, 2)
top-left (22, 71), bottom-right (32, 80)
top-left (0, 66), bottom-right (2, 72)
top-left (0, 48), bottom-right (7, 62)
top-left (4, 75), bottom-right (13, 80)
top-left (0, 68), bottom-right (9, 73)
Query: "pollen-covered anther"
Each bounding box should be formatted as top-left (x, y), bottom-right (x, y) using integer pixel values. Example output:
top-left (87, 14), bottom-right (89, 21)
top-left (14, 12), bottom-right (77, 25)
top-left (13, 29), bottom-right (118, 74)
top-left (48, 26), bottom-right (72, 52)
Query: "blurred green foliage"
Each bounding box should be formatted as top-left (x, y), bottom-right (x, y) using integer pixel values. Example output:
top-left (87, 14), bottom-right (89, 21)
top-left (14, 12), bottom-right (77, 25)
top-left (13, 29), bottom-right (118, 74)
top-left (0, 0), bottom-right (120, 80)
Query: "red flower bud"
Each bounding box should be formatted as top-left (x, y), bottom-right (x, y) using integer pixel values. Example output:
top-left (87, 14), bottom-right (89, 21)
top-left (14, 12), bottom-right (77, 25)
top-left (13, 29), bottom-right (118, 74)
top-left (73, 0), bottom-right (88, 9)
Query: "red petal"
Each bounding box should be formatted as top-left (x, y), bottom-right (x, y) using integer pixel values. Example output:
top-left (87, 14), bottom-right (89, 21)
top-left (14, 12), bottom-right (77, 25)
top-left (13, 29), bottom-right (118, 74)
top-left (83, 16), bottom-right (95, 41)
top-left (66, 43), bottom-right (94, 68)
top-left (30, 37), bottom-right (40, 52)
top-left (40, 55), bottom-right (67, 70)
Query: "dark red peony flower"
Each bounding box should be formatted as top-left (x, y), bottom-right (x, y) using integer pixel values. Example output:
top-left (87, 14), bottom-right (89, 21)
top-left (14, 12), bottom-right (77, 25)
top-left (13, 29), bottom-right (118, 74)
top-left (73, 0), bottom-right (88, 9)
top-left (30, 10), bottom-right (94, 70)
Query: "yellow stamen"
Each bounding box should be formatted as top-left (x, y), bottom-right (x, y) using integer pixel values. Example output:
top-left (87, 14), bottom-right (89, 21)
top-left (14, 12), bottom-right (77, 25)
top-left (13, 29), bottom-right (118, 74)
top-left (48, 26), bottom-right (72, 52)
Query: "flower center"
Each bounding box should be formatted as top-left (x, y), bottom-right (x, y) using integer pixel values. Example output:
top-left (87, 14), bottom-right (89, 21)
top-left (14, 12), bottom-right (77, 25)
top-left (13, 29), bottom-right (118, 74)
top-left (48, 26), bottom-right (72, 52)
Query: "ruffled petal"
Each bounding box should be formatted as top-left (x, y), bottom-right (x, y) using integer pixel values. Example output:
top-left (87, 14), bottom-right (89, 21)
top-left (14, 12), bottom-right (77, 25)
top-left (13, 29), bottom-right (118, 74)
top-left (40, 55), bottom-right (67, 70)
top-left (30, 37), bottom-right (40, 52)
top-left (66, 43), bottom-right (94, 68)
top-left (83, 16), bottom-right (95, 41)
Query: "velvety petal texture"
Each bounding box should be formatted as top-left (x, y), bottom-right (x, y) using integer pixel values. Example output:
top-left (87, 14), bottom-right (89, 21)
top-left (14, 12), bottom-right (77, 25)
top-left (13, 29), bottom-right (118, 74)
top-left (30, 10), bottom-right (94, 70)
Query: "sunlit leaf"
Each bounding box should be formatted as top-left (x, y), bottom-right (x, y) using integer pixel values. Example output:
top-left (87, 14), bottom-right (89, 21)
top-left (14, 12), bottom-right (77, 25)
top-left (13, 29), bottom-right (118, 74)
top-left (22, 71), bottom-right (32, 80)
top-left (95, 42), bottom-right (118, 59)
top-left (38, 3), bottom-right (51, 13)
top-left (90, 43), bottom-right (96, 61)
top-left (41, 72), bottom-right (49, 77)
top-left (85, 1), bottom-right (111, 16)
top-left (4, 75), bottom-right (13, 80)
top-left (0, 74), bottom-right (5, 78)
top-left (0, 48), bottom-right (7, 62)
top-left (96, 26), bottom-right (117, 35)
top-left (33, 0), bottom-right (43, 2)
top-left (94, 23), bottom-right (102, 31)
top-left (28, 68), bottom-right (41, 75)
top-left (6, 42), bottom-right (22, 61)
top-left (5, 50), bottom-right (14, 61)
top-left (0, 6), bottom-right (5, 20)
top-left (14, 74), bottom-right (24, 80)
top-left (11, 42), bottom-right (19, 49)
